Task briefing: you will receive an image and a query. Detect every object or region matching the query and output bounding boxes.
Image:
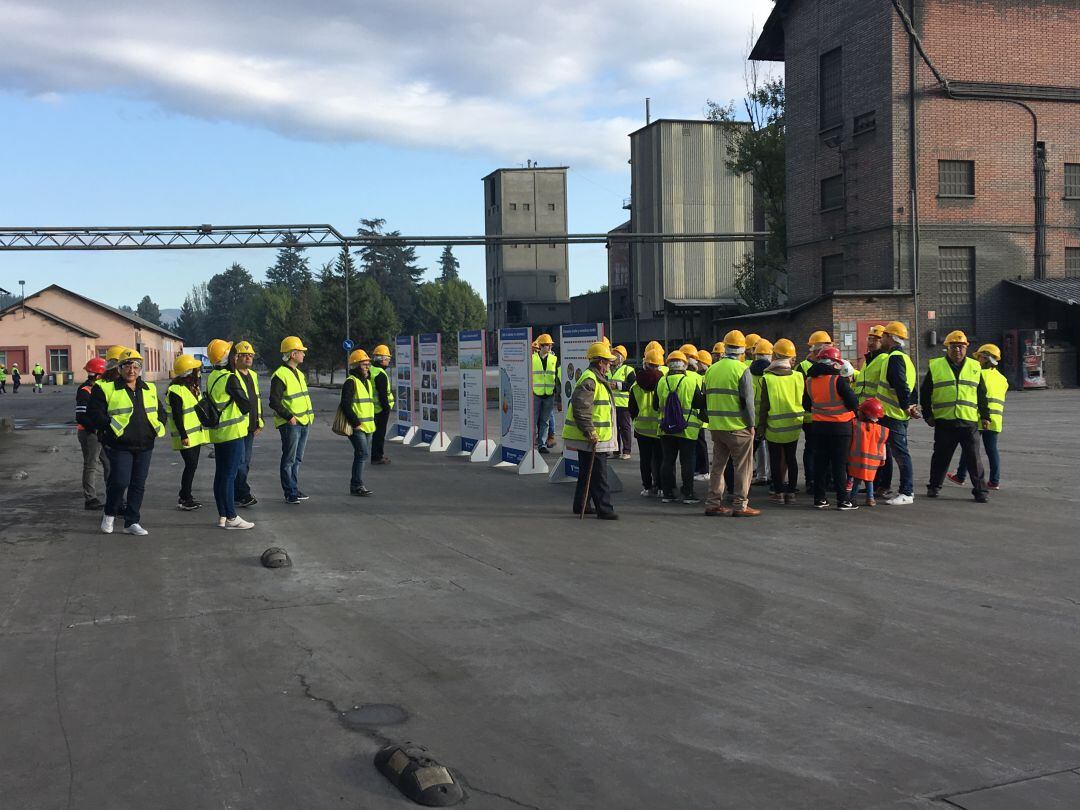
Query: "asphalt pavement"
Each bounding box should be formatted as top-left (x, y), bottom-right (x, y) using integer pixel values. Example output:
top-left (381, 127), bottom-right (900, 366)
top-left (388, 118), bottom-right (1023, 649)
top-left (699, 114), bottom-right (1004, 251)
top-left (2, 380), bottom-right (1079, 809)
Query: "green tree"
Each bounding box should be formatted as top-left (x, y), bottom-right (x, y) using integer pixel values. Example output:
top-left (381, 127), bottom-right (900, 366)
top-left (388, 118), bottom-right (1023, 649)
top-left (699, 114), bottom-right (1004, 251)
top-left (414, 278), bottom-right (486, 357)
top-left (135, 295), bottom-right (162, 326)
top-left (437, 245), bottom-right (460, 282)
top-left (205, 262), bottom-right (257, 340)
top-left (243, 285), bottom-right (294, 361)
top-left (355, 218), bottom-right (426, 332)
top-left (265, 234), bottom-right (312, 295)
top-left (174, 283), bottom-right (209, 345)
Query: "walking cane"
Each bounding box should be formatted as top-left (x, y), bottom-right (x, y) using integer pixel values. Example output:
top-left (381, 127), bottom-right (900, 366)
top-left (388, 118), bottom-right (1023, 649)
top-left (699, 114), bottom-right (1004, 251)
top-left (579, 443), bottom-right (597, 520)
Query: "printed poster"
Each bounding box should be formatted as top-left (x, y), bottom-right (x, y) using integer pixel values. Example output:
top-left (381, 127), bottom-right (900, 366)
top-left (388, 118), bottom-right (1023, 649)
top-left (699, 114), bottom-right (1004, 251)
top-left (418, 333), bottom-right (443, 443)
top-left (393, 335), bottom-right (414, 438)
top-left (457, 330), bottom-right (487, 453)
top-left (497, 327), bottom-right (533, 464)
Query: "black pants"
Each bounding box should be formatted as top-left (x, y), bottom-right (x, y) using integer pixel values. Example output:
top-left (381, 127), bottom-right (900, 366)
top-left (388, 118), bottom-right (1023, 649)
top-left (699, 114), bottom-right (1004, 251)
top-left (105, 446), bottom-right (152, 527)
top-left (660, 436), bottom-right (697, 498)
top-left (371, 410), bottom-right (390, 461)
top-left (811, 427), bottom-right (851, 504)
top-left (179, 446), bottom-right (201, 501)
top-left (802, 425), bottom-right (814, 488)
top-left (768, 440), bottom-right (799, 494)
top-left (637, 434), bottom-right (661, 490)
top-left (929, 424), bottom-right (987, 496)
top-left (695, 433), bottom-right (709, 474)
top-left (616, 408), bottom-right (633, 455)
top-left (574, 450), bottom-right (614, 516)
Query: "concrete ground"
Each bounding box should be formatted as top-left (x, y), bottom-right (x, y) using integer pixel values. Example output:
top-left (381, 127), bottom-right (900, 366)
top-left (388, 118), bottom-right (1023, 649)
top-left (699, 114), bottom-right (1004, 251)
top-left (2, 381), bottom-right (1079, 809)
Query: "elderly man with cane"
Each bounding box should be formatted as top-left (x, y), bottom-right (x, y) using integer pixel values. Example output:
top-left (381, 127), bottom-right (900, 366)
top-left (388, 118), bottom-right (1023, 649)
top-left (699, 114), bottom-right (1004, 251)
top-left (562, 341), bottom-right (619, 520)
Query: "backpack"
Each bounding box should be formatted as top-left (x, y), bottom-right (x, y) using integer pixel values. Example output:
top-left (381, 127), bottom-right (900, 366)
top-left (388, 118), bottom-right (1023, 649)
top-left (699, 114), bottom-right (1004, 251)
top-left (659, 376), bottom-right (688, 434)
top-left (194, 374), bottom-right (224, 427)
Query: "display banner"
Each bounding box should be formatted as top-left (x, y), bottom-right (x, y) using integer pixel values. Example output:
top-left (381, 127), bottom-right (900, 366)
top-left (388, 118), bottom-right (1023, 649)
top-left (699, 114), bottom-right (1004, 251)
top-left (493, 327), bottom-right (546, 474)
top-left (417, 333), bottom-right (449, 450)
top-left (391, 335), bottom-right (415, 442)
top-left (449, 329), bottom-right (495, 461)
top-left (549, 323), bottom-right (603, 481)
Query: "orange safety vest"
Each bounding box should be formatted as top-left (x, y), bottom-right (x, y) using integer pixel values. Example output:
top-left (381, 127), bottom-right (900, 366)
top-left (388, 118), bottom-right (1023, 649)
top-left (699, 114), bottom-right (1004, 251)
top-left (807, 374), bottom-right (855, 423)
top-left (848, 421), bottom-right (890, 481)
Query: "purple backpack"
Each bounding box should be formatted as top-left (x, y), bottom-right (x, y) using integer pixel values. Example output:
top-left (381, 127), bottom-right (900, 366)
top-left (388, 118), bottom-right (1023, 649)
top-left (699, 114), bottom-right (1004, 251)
top-left (659, 376), bottom-right (688, 433)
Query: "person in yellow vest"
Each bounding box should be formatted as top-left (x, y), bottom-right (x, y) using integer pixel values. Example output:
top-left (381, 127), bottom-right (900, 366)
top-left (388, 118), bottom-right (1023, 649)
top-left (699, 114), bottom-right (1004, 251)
top-left (692, 349), bottom-right (713, 482)
top-left (10, 363), bottom-right (21, 393)
top-left (97, 345), bottom-right (127, 388)
top-left (0, 361), bottom-right (6, 394)
top-left (948, 343), bottom-right (1006, 492)
top-left (758, 338), bottom-right (804, 504)
top-left (166, 354), bottom-right (208, 511)
top-left (369, 343), bottom-right (395, 464)
top-left (702, 331), bottom-right (760, 516)
top-left (87, 349), bottom-right (165, 536)
top-left (231, 341), bottom-right (263, 508)
top-left (269, 336), bottom-right (314, 505)
top-left (747, 339), bottom-right (774, 487)
top-left (645, 340), bottom-right (668, 375)
top-left (798, 330), bottom-right (834, 492)
top-left (206, 339), bottom-right (254, 528)
top-left (867, 321), bottom-right (920, 505)
top-left (920, 330), bottom-right (990, 503)
top-left (342, 349), bottom-right (376, 496)
top-left (628, 348), bottom-right (664, 496)
top-left (532, 333), bottom-right (561, 454)
top-left (610, 345), bottom-right (636, 459)
top-left (679, 344), bottom-right (699, 375)
top-left (654, 349), bottom-right (708, 505)
top-left (855, 325), bottom-right (886, 401)
top-left (32, 362), bottom-right (45, 392)
top-left (743, 334), bottom-right (761, 368)
top-left (562, 341), bottom-right (619, 519)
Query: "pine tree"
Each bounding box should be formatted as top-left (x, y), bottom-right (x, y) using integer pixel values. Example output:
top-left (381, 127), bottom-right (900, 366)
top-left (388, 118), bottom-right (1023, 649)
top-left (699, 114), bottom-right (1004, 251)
top-left (355, 218), bottom-right (426, 332)
top-left (265, 234), bottom-right (312, 295)
top-left (437, 245), bottom-right (460, 282)
top-left (135, 295), bottom-right (162, 326)
top-left (205, 262), bottom-right (257, 340)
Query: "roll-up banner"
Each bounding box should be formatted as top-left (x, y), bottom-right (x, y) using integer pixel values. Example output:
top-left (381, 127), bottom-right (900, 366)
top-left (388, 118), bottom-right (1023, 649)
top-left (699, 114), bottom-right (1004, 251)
top-left (448, 329), bottom-right (496, 462)
top-left (391, 334), bottom-right (416, 443)
top-left (416, 333), bottom-right (450, 451)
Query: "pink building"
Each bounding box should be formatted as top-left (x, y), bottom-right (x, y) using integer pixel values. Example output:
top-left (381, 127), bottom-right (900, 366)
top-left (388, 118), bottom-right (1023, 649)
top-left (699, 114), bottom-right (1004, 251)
top-left (0, 285), bottom-right (184, 383)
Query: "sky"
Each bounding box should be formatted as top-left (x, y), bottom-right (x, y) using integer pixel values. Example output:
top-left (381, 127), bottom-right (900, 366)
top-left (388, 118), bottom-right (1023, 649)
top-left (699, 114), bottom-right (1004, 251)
top-left (0, 0), bottom-right (777, 310)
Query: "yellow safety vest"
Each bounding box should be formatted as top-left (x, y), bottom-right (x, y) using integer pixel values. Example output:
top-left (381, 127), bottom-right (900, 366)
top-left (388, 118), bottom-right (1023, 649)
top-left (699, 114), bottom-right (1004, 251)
top-left (235, 370), bottom-right (264, 430)
top-left (797, 359), bottom-right (813, 377)
top-left (207, 368), bottom-right (249, 444)
top-left (630, 383), bottom-right (660, 438)
top-left (562, 369), bottom-right (613, 443)
top-left (703, 358), bottom-right (748, 432)
top-left (929, 357), bottom-right (981, 423)
top-left (762, 372), bottom-right (805, 444)
top-left (982, 367), bottom-right (1008, 433)
top-left (371, 366), bottom-right (395, 414)
top-left (656, 372), bottom-right (703, 441)
top-left (532, 353), bottom-right (558, 397)
top-left (610, 364), bottom-right (633, 408)
top-left (857, 352), bottom-right (889, 403)
top-left (871, 351), bottom-right (916, 421)
top-left (347, 374), bottom-right (376, 433)
top-left (104, 380), bottom-right (165, 440)
top-left (271, 365), bottom-right (314, 428)
top-left (166, 384), bottom-right (209, 451)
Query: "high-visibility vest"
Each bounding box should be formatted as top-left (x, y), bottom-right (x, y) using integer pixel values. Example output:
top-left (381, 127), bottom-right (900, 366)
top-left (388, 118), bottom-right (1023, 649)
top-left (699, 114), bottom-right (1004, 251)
top-left (762, 372), bottom-right (805, 444)
top-left (702, 358), bottom-right (748, 432)
top-left (872, 351), bottom-right (916, 421)
top-left (808, 374), bottom-right (855, 423)
top-left (271, 365), bottom-right (314, 428)
top-left (347, 375), bottom-right (376, 433)
top-left (630, 383), bottom-right (660, 438)
top-left (857, 351), bottom-right (888, 403)
top-left (104, 380), bottom-right (165, 440)
top-left (610, 364), bottom-right (633, 408)
top-left (0, 366), bottom-right (7, 381)
top-left (166, 384), bottom-right (209, 450)
top-left (371, 366), bottom-right (395, 414)
top-left (532, 353), bottom-right (558, 396)
top-left (33, 364), bottom-right (44, 376)
top-left (236, 370), bottom-right (264, 430)
top-left (657, 372), bottom-right (703, 440)
top-left (797, 359), bottom-right (813, 376)
top-left (848, 421), bottom-right (890, 481)
top-left (929, 357), bottom-right (981, 423)
top-left (562, 369), bottom-right (613, 443)
top-left (207, 368), bottom-right (249, 444)
top-left (658, 365), bottom-right (669, 376)
top-left (982, 367), bottom-right (1007, 433)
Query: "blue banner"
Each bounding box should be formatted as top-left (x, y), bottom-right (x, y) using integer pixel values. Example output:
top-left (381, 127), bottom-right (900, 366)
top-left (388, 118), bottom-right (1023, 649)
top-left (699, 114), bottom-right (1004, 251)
top-left (460, 436), bottom-right (478, 453)
top-left (499, 327), bottom-right (530, 342)
top-left (459, 329), bottom-right (483, 342)
top-left (560, 323), bottom-right (603, 339)
top-left (419, 333), bottom-right (439, 344)
top-left (501, 446), bottom-right (526, 465)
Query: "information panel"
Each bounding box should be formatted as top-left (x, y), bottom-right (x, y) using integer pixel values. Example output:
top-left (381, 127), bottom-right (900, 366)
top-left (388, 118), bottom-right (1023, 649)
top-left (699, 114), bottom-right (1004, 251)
top-left (454, 329), bottom-right (489, 457)
top-left (494, 327), bottom-right (546, 474)
top-left (392, 335), bottom-right (414, 441)
top-left (417, 333), bottom-right (449, 450)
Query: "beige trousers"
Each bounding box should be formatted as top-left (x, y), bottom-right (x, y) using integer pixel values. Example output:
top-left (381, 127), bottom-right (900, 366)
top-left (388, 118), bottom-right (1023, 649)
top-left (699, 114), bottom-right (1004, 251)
top-left (706, 428), bottom-right (755, 509)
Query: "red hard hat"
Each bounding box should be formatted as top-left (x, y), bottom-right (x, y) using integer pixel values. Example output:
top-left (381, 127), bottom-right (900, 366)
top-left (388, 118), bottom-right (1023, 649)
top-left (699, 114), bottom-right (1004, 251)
top-left (84, 357), bottom-right (106, 375)
top-left (859, 397), bottom-right (884, 420)
top-left (817, 346), bottom-right (842, 363)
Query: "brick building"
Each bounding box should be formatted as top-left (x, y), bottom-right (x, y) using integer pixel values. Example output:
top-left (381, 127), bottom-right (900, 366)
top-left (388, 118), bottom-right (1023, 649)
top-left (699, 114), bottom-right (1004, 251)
top-left (739, 0), bottom-right (1079, 383)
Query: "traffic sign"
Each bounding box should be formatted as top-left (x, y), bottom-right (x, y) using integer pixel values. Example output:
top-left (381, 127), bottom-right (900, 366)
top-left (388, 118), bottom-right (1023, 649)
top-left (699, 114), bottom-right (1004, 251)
top-left (342, 339), bottom-right (354, 351)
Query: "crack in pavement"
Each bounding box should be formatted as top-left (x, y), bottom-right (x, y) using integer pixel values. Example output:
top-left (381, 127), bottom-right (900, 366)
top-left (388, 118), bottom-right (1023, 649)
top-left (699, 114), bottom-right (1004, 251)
top-left (455, 774), bottom-right (541, 810)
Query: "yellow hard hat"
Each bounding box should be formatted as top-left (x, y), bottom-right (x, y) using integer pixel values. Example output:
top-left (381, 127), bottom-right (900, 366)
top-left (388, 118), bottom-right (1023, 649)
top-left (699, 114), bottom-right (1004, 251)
top-left (105, 345), bottom-right (128, 363)
top-left (711, 341), bottom-right (726, 355)
top-left (208, 339), bottom-right (232, 366)
top-left (754, 339), bottom-right (774, 356)
top-left (172, 354), bottom-right (201, 378)
top-left (280, 336), bottom-right (308, 354)
top-left (944, 330), bottom-right (969, 346)
top-left (884, 321), bottom-right (909, 340)
top-left (613, 345), bottom-right (628, 359)
top-left (808, 330), bottom-right (832, 346)
top-left (723, 330), bottom-right (747, 349)
top-left (696, 349), bottom-right (712, 367)
top-left (601, 336), bottom-right (611, 345)
top-left (118, 348), bottom-right (144, 364)
top-left (234, 340), bottom-right (255, 355)
top-left (679, 343), bottom-right (698, 357)
top-left (773, 338), bottom-right (797, 358)
top-left (745, 333), bottom-right (761, 351)
top-left (536, 333), bottom-right (554, 346)
top-left (372, 344), bottom-right (391, 357)
top-left (666, 350), bottom-right (687, 364)
top-left (586, 341), bottom-right (616, 361)
top-left (977, 343), bottom-right (1001, 362)
top-left (645, 340), bottom-right (663, 354)
top-left (644, 348), bottom-right (664, 366)
top-left (868, 325), bottom-right (886, 338)
top-left (348, 348), bottom-right (371, 366)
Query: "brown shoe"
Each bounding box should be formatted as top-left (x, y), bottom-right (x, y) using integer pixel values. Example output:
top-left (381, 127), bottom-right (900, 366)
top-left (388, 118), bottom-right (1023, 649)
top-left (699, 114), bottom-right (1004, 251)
top-left (783, 492), bottom-right (795, 505)
top-left (732, 507), bottom-right (762, 517)
top-left (373, 457), bottom-right (391, 465)
top-left (704, 506), bottom-right (732, 517)
top-left (769, 493), bottom-right (784, 505)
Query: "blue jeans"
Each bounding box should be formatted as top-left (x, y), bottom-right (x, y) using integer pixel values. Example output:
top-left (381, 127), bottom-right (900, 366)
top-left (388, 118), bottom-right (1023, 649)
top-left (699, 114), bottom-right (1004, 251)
top-left (535, 395), bottom-right (555, 448)
top-left (234, 432), bottom-right (255, 500)
top-left (213, 438), bottom-right (244, 518)
top-left (875, 417), bottom-right (914, 496)
top-left (279, 424), bottom-right (309, 498)
top-left (348, 430), bottom-right (371, 490)
top-left (105, 446), bottom-right (153, 527)
top-left (957, 430), bottom-right (1000, 484)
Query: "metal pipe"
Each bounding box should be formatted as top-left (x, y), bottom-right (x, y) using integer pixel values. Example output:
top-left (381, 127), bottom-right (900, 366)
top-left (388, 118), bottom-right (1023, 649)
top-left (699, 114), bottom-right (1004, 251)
top-left (909, 0), bottom-right (921, 373)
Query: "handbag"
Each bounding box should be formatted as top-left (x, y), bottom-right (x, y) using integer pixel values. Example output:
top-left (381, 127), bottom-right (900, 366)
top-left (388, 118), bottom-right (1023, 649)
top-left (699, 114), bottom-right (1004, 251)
top-left (332, 406), bottom-right (354, 437)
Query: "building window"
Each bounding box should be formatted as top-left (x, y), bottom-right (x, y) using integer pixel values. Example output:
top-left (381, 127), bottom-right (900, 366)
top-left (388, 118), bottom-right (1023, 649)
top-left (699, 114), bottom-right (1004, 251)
top-left (509, 203), bottom-right (517, 211)
top-left (939, 160), bottom-right (975, 197)
top-left (49, 347), bottom-right (70, 373)
top-left (547, 203), bottom-right (556, 211)
top-left (938, 247), bottom-right (976, 333)
top-left (549, 274), bottom-right (557, 283)
top-left (820, 174), bottom-right (845, 211)
top-left (550, 243), bottom-right (557, 249)
top-left (819, 48), bottom-right (843, 131)
top-left (853, 110), bottom-right (876, 136)
top-left (1065, 164), bottom-right (1080, 199)
top-left (1066, 247), bottom-right (1080, 278)
top-left (523, 203), bottom-right (530, 211)
top-left (822, 253), bottom-right (844, 294)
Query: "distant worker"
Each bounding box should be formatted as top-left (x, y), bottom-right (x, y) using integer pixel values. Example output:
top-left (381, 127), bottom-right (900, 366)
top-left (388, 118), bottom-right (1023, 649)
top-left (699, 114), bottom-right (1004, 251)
top-left (32, 362), bottom-right (45, 392)
top-left (748, 339), bottom-right (773, 487)
top-left (533, 333), bottom-right (561, 455)
top-left (342, 349), bottom-right (375, 496)
top-left (609, 345), bottom-right (635, 460)
top-left (207, 339), bottom-right (254, 529)
top-left (11, 363), bottom-right (21, 393)
top-left (949, 343), bottom-right (1006, 491)
top-left (702, 331), bottom-right (759, 516)
top-left (166, 354), bottom-right (208, 511)
top-left (369, 344), bottom-right (395, 464)
top-left (758, 338), bottom-right (804, 504)
top-left (679, 344), bottom-right (699, 375)
top-left (0, 362), bottom-right (6, 394)
top-left (855, 325), bottom-right (886, 401)
top-left (231, 341), bottom-right (263, 508)
top-left (562, 341), bottom-right (619, 519)
top-left (693, 349), bottom-right (713, 482)
top-left (743, 334), bottom-right (761, 368)
top-left (646, 340), bottom-right (668, 375)
top-left (75, 357), bottom-right (110, 510)
top-left (87, 349), bottom-right (165, 535)
top-left (270, 336), bottom-right (314, 505)
top-left (804, 346), bottom-right (860, 510)
top-left (922, 331), bottom-right (989, 502)
top-left (629, 348), bottom-right (664, 496)
top-left (846, 398), bottom-right (890, 507)
top-left (654, 350), bottom-right (707, 505)
top-left (798, 330), bottom-right (834, 491)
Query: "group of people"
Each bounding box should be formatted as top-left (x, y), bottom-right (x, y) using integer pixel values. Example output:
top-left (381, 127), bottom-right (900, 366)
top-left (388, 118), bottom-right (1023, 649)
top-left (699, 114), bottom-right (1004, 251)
top-left (561, 324), bottom-right (1007, 519)
top-left (0, 362), bottom-right (39, 393)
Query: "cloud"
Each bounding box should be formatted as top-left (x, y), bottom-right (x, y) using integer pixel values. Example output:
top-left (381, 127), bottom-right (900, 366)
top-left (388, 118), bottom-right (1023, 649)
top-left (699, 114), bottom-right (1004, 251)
top-left (0, 0), bottom-right (776, 170)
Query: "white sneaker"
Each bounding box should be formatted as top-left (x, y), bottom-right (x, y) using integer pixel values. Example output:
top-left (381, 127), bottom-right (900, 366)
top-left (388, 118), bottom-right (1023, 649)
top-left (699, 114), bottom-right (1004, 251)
top-left (100, 515), bottom-right (114, 534)
top-left (694, 473), bottom-right (710, 482)
top-left (124, 523), bottom-right (148, 536)
top-left (218, 516), bottom-right (227, 528)
top-left (886, 494), bottom-right (914, 506)
top-left (223, 516), bottom-right (254, 530)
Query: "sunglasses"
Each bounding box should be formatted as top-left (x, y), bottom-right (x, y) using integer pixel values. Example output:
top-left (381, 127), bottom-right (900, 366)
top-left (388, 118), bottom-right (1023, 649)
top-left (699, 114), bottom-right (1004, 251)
top-left (121, 360), bottom-right (143, 369)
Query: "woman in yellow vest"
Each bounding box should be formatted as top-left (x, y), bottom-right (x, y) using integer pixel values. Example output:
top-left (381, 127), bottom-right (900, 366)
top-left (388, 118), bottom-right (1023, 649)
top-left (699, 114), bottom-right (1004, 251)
top-left (87, 349), bottom-right (165, 536)
top-left (206, 339), bottom-right (255, 529)
top-left (562, 342), bottom-right (618, 519)
top-left (342, 349), bottom-right (377, 496)
top-left (628, 348), bottom-right (665, 496)
top-left (654, 349), bottom-right (708, 505)
top-left (758, 339), bottom-right (804, 504)
top-left (949, 343), bottom-right (1006, 491)
top-left (369, 343), bottom-right (396, 464)
top-left (532, 333), bottom-right (560, 454)
top-left (166, 354), bottom-right (209, 511)
top-left (231, 341), bottom-right (263, 508)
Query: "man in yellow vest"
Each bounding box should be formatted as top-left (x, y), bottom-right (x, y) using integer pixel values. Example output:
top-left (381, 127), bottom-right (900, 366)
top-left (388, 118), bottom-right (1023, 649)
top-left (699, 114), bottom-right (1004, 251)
top-left (369, 343), bottom-right (395, 464)
top-left (855, 325), bottom-right (886, 401)
top-left (654, 350), bottom-right (708, 504)
top-left (232, 340), bottom-right (263, 508)
top-left (758, 338), bottom-right (804, 504)
top-left (207, 339), bottom-right (255, 529)
top-left (562, 341), bottom-right (618, 519)
top-left (343, 349), bottom-right (377, 496)
top-left (868, 321), bottom-right (920, 505)
top-left (628, 348), bottom-right (664, 496)
top-left (702, 331), bottom-right (760, 516)
top-left (533, 333), bottom-right (561, 454)
top-left (920, 330), bottom-right (990, 502)
top-left (269, 336), bottom-right (314, 505)
top-left (948, 343), bottom-right (1006, 491)
top-left (610, 345), bottom-right (636, 459)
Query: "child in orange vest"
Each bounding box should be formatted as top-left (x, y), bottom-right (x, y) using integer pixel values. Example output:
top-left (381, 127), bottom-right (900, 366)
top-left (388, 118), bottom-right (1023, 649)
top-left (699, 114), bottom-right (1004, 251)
top-left (847, 398), bottom-right (890, 507)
